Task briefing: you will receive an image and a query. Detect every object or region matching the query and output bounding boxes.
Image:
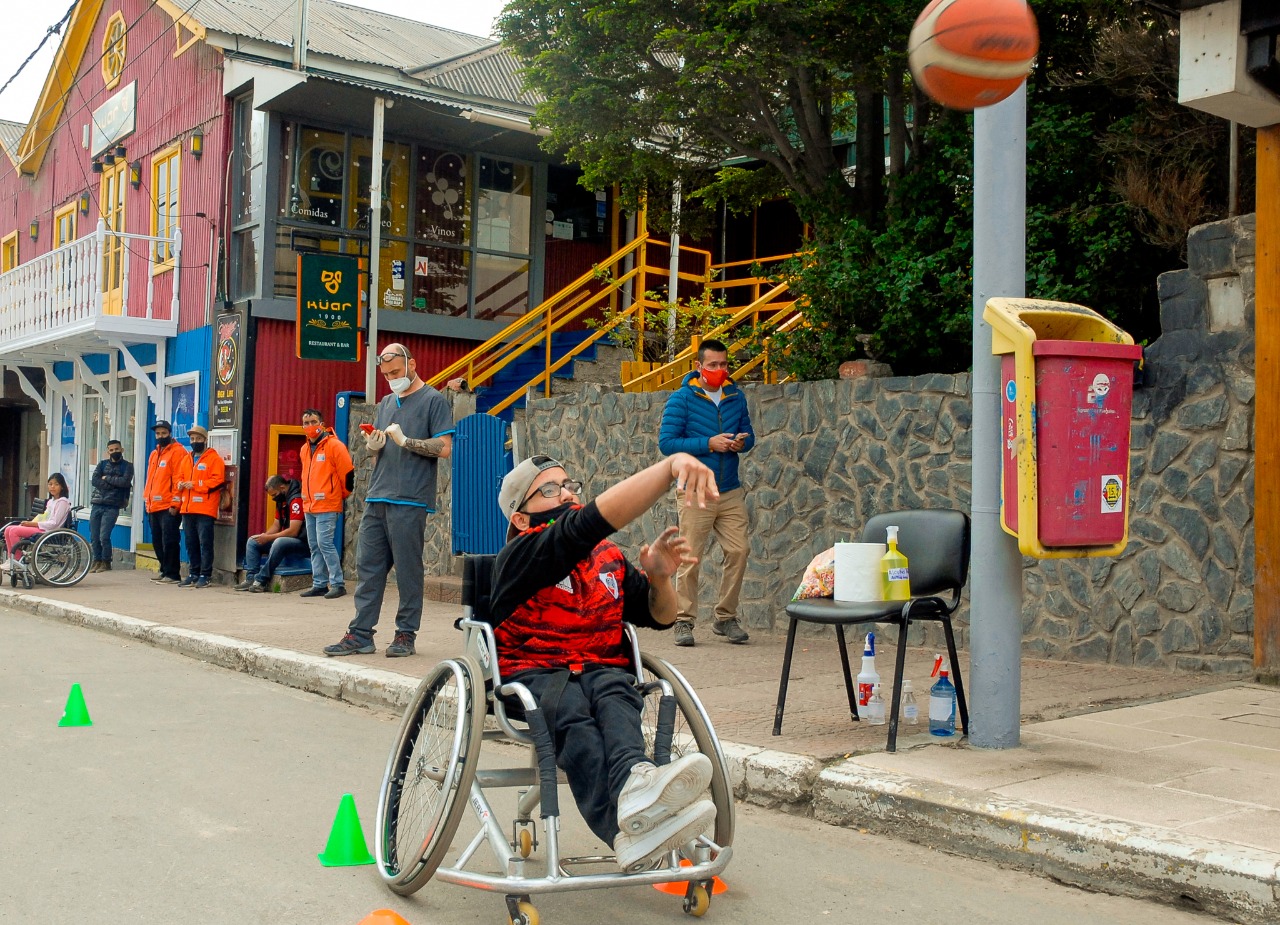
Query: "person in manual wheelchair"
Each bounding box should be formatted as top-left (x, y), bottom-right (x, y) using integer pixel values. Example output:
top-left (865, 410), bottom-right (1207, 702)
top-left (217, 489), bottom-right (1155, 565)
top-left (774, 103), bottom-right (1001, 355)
top-left (486, 451), bottom-right (720, 873)
top-left (2, 473), bottom-right (72, 565)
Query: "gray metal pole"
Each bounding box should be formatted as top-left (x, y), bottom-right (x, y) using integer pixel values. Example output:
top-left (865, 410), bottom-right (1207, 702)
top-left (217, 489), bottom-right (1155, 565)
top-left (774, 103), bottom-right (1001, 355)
top-left (969, 83), bottom-right (1027, 749)
top-left (667, 179), bottom-right (682, 360)
top-left (365, 96), bottom-right (386, 400)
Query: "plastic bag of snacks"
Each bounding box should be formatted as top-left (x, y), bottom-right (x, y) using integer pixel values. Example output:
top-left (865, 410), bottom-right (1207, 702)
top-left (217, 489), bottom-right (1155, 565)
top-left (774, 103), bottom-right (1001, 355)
top-left (791, 547), bottom-right (836, 601)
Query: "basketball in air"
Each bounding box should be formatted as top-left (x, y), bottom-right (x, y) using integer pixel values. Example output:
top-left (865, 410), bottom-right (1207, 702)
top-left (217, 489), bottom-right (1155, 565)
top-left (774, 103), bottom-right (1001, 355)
top-left (908, 0), bottom-right (1039, 110)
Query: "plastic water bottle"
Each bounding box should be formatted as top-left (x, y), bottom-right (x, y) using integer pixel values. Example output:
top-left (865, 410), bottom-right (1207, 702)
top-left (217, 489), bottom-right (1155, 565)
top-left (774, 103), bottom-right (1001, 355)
top-left (856, 633), bottom-right (880, 709)
top-left (902, 680), bottom-right (919, 725)
top-left (867, 683), bottom-right (886, 725)
top-left (929, 654), bottom-right (956, 737)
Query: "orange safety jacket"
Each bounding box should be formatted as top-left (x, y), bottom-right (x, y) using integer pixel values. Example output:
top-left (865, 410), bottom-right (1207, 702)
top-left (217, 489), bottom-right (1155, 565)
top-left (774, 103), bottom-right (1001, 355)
top-left (300, 431), bottom-right (354, 514)
top-left (143, 442), bottom-right (189, 513)
top-left (181, 448), bottom-right (226, 517)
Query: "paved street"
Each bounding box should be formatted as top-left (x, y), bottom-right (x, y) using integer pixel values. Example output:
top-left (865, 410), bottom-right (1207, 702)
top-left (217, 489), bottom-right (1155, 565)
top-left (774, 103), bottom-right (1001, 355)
top-left (2, 606), bottom-right (1213, 925)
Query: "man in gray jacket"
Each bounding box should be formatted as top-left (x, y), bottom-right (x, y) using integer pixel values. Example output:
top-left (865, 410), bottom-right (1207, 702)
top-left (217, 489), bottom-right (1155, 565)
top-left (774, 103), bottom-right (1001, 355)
top-left (89, 439), bottom-right (134, 572)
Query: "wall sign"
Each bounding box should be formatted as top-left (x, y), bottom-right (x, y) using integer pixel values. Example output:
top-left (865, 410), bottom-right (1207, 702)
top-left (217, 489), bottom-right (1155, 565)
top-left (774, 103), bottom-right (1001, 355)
top-left (213, 312), bottom-right (241, 428)
top-left (296, 253), bottom-right (363, 362)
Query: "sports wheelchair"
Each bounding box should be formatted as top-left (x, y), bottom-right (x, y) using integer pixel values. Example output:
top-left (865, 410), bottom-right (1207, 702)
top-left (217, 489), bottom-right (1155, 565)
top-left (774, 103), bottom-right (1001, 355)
top-left (2, 505), bottom-right (92, 590)
top-left (375, 555), bottom-right (734, 925)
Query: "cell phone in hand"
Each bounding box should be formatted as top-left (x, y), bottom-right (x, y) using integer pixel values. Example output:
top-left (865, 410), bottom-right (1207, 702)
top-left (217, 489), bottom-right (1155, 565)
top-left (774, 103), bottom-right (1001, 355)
top-left (360, 423), bottom-right (375, 434)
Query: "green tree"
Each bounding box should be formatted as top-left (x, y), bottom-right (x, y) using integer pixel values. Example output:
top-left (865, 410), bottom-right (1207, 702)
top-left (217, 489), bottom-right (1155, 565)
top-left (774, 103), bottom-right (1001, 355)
top-left (498, 0), bottom-right (921, 233)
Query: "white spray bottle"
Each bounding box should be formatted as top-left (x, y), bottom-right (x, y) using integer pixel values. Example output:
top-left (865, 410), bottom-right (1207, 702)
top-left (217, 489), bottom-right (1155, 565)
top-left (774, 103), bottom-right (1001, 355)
top-left (857, 632), bottom-right (880, 709)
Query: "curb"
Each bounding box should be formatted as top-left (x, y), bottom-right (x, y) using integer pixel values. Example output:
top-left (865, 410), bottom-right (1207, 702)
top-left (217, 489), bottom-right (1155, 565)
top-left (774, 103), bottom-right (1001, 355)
top-left (6, 588), bottom-right (1278, 924)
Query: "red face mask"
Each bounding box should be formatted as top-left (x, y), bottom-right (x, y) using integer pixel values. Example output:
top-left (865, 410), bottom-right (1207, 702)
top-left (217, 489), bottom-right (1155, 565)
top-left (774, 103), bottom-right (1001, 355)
top-left (304, 424), bottom-right (325, 441)
top-left (700, 368), bottom-right (728, 390)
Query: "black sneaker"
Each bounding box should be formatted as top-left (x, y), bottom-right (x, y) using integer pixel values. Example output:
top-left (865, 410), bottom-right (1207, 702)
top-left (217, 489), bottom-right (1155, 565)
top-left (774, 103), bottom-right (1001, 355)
top-left (248, 582), bottom-right (267, 593)
top-left (178, 576), bottom-right (196, 588)
top-left (300, 586), bottom-right (329, 598)
top-left (323, 634), bottom-right (374, 656)
top-left (386, 632), bottom-right (416, 658)
top-left (673, 621), bottom-right (695, 647)
top-left (712, 618), bottom-right (750, 644)
top-left (324, 586), bottom-right (347, 599)
top-left (234, 580), bottom-right (257, 591)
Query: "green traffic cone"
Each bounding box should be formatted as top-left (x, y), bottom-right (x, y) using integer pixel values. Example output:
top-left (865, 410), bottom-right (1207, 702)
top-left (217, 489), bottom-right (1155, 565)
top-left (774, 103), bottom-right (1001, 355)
top-left (318, 793), bottom-right (375, 867)
top-left (58, 683), bottom-right (93, 727)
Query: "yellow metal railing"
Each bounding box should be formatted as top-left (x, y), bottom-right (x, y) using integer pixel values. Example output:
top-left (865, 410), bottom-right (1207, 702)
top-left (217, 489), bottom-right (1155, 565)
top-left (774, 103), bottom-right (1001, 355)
top-left (427, 219), bottom-right (803, 411)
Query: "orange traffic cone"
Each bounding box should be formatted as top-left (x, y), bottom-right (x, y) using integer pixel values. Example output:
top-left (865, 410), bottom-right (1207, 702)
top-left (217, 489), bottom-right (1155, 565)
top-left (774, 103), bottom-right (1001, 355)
top-left (654, 857), bottom-right (728, 895)
top-left (357, 911), bottom-right (411, 925)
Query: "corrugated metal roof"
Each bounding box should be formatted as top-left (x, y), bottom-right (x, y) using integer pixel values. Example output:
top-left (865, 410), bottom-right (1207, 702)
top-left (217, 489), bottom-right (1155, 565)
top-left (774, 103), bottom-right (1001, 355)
top-left (191, 0), bottom-right (491, 71)
top-left (0, 119), bottom-right (26, 162)
top-left (410, 45), bottom-right (542, 108)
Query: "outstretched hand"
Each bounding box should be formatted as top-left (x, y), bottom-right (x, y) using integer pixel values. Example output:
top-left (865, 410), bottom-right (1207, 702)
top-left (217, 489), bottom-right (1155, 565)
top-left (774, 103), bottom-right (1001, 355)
top-left (670, 453), bottom-right (719, 509)
top-left (639, 526), bottom-right (696, 581)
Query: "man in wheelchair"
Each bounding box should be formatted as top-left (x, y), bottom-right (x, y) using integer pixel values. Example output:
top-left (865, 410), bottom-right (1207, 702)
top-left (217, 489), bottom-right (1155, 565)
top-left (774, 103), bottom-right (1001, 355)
top-left (487, 451), bottom-right (720, 873)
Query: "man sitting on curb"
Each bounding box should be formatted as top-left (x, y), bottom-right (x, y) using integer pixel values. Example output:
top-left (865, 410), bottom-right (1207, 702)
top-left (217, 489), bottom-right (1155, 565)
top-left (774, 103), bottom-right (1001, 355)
top-left (486, 452), bottom-right (720, 872)
top-left (235, 475), bottom-right (308, 592)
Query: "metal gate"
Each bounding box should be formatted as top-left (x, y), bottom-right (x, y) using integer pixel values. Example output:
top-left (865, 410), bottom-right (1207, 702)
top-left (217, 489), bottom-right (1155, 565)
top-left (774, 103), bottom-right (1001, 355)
top-left (451, 413), bottom-right (514, 555)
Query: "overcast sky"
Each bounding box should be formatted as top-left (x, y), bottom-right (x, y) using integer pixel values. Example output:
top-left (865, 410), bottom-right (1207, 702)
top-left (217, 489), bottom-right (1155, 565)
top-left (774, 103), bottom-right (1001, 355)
top-left (0, 1), bottom-right (509, 123)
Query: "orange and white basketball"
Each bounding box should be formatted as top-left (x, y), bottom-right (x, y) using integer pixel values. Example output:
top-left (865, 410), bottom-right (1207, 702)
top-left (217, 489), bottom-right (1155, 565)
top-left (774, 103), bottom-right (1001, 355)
top-left (908, 0), bottom-right (1039, 110)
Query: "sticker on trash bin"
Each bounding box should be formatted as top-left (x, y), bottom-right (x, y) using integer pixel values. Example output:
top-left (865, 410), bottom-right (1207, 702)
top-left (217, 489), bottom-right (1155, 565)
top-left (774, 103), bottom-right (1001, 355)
top-left (1005, 380), bottom-right (1016, 403)
top-left (1101, 475), bottom-right (1123, 513)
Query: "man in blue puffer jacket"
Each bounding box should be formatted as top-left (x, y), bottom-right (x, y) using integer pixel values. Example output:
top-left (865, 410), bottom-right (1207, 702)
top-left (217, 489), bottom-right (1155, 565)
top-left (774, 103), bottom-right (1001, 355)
top-left (658, 338), bottom-right (756, 647)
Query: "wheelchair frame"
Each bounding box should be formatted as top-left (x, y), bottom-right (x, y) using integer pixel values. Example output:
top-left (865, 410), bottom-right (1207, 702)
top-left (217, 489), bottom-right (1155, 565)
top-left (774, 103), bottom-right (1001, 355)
top-left (3, 508), bottom-right (92, 590)
top-left (375, 591), bottom-right (734, 924)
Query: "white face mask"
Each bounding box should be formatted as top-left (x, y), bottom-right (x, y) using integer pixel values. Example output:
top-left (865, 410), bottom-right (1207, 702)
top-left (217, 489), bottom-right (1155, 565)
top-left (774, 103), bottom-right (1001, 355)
top-left (388, 375), bottom-right (413, 395)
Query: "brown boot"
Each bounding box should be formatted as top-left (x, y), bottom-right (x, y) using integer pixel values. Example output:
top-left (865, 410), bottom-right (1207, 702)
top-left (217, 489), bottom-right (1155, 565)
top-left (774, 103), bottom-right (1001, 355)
top-left (90, 561), bottom-right (103, 573)
top-left (102, 559), bottom-right (112, 570)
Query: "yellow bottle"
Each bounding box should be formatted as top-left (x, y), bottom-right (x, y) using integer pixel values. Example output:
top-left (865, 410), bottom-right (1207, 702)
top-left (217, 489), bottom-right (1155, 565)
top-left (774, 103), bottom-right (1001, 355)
top-left (881, 525), bottom-right (911, 600)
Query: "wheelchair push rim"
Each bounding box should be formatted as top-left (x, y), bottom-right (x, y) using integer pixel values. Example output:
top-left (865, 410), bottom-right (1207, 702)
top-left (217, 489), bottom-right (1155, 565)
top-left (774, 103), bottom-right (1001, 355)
top-left (376, 655), bottom-right (485, 895)
top-left (31, 530), bottom-right (92, 587)
top-left (639, 653), bottom-right (735, 849)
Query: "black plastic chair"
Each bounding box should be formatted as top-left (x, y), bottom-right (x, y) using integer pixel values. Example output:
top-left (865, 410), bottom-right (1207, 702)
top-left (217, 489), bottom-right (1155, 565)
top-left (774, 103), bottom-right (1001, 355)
top-left (772, 509), bottom-right (971, 752)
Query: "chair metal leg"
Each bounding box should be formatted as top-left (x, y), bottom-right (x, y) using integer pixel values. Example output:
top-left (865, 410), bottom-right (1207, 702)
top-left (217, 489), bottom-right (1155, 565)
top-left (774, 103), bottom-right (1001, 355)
top-left (773, 617), bottom-right (800, 735)
top-left (886, 619), bottom-right (909, 752)
top-left (835, 625), bottom-right (859, 721)
top-left (942, 618), bottom-right (969, 735)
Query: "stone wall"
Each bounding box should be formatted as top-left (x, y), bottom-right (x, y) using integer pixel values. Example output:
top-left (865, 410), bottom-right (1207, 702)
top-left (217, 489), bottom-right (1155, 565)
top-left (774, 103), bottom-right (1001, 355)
top-left (350, 215), bottom-right (1255, 675)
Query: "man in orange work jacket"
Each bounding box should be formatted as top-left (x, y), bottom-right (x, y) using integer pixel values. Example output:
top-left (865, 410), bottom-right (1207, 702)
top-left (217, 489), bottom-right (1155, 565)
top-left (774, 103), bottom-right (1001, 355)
top-left (144, 419), bottom-right (187, 584)
top-left (178, 424), bottom-right (226, 589)
top-left (299, 408), bottom-right (355, 599)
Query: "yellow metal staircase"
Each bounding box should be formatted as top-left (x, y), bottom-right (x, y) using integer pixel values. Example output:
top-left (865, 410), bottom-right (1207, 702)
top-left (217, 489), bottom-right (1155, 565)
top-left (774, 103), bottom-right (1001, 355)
top-left (426, 234), bottom-right (803, 412)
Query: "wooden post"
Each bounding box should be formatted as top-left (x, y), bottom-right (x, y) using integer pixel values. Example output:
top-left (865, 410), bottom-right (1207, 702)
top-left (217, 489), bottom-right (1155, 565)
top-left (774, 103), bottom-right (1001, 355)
top-left (1257, 124), bottom-right (1280, 680)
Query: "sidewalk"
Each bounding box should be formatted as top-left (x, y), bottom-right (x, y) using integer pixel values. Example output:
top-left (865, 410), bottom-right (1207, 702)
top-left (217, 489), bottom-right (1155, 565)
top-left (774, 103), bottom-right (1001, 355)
top-left (4, 571), bottom-right (1278, 923)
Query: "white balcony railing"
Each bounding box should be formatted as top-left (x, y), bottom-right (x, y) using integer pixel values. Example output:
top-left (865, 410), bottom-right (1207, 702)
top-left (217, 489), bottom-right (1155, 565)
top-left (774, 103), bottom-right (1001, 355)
top-left (0, 219), bottom-right (181, 351)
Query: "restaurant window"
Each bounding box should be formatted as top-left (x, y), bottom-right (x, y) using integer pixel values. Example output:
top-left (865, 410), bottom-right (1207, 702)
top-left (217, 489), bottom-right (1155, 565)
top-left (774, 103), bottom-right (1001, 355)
top-left (231, 94), bottom-right (265, 300)
top-left (273, 121), bottom-right (535, 318)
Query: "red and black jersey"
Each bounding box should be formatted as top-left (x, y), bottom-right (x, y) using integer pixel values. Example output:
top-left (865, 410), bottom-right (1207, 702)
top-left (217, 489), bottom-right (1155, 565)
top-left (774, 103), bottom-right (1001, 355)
top-left (488, 501), bottom-right (666, 676)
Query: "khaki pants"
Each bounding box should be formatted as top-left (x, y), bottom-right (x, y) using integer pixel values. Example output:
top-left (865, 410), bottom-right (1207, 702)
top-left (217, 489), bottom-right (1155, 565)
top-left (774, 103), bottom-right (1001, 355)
top-left (674, 486), bottom-right (749, 625)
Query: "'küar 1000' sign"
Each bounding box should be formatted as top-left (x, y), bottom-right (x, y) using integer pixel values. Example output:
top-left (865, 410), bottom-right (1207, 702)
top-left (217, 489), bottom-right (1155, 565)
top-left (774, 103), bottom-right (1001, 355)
top-left (296, 253), bottom-right (363, 362)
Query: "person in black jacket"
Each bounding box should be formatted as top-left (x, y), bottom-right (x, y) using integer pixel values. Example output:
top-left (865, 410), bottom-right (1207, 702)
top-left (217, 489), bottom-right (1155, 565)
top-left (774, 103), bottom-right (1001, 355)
top-left (89, 440), bottom-right (134, 572)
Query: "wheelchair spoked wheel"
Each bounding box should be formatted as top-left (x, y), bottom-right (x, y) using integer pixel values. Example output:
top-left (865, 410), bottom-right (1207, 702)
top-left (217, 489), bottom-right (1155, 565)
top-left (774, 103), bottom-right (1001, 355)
top-left (376, 656), bottom-right (485, 895)
top-left (31, 531), bottom-right (92, 587)
top-left (639, 653), bottom-right (735, 849)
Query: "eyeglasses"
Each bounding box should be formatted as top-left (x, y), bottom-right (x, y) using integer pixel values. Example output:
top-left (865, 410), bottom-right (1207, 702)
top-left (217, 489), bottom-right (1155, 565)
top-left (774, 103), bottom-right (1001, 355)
top-left (521, 478), bottom-right (583, 507)
top-left (378, 350), bottom-right (410, 365)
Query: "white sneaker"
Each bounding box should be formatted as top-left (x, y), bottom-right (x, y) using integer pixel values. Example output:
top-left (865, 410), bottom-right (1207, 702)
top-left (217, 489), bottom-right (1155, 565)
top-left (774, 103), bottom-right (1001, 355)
top-left (616, 753), bottom-right (712, 836)
top-left (615, 799), bottom-right (716, 873)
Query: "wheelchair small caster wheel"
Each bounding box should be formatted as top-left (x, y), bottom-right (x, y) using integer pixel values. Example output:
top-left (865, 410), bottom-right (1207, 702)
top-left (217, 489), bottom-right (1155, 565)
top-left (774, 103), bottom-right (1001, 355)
top-left (506, 896), bottom-right (538, 925)
top-left (516, 828), bottom-right (534, 858)
top-left (683, 884), bottom-right (710, 917)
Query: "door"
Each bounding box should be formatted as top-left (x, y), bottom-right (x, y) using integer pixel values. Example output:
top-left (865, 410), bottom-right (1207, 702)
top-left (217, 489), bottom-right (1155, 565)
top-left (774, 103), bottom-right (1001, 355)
top-left (101, 159), bottom-right (127, 314)
top-left (450, 413), bottom-right (513, 555)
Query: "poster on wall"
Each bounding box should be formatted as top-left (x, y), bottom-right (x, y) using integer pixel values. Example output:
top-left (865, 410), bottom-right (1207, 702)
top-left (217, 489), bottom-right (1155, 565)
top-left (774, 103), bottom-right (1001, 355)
top-left (213, 312), bottom-right (241, 428)
top-left (59, 398), bottom-right (77, 500)
top-left (170, 382), bottom-right (196, 444)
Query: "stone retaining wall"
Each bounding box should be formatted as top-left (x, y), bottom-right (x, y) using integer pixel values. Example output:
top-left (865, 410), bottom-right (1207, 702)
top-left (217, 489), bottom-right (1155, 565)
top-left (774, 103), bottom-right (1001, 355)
top-left (346, 215), bottom-right (1255, 675)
